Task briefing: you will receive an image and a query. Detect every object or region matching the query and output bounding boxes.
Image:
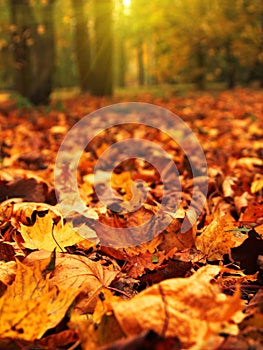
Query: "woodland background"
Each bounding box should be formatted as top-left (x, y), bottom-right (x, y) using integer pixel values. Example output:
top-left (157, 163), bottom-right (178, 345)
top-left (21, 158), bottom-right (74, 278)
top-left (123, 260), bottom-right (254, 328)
top-left (0, 0), bottom-right (262, 104)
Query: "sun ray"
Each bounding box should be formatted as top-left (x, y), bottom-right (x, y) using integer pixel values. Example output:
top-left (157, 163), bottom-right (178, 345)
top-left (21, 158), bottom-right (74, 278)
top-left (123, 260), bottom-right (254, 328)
top-left (123, 0), bottom-right (131, 9)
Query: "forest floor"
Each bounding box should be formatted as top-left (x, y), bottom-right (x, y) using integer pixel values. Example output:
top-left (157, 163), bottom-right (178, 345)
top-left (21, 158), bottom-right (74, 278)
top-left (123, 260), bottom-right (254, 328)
top-left (0, 87), bottom-right (263, 349)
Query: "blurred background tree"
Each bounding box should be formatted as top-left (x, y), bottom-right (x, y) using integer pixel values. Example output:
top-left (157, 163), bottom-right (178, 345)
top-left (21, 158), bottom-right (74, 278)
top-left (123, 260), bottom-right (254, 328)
top-left (0, 0), bottom-right (262, 104)
top-left (72, 0), bottom-right (91, 92)
top-left (90, 0), bottom-right (113, 96)
top-left (9, 0), bottom-right (55, 105)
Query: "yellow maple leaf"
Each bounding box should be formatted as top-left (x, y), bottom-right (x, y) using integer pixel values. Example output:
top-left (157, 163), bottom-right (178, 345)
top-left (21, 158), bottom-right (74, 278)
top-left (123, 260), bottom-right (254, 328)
top-left (196, 213), bottom-right (247, 261)
top-left (0, 258), bottom-right (79, 341)
top-left (19, 210), bottom-right (84, 252)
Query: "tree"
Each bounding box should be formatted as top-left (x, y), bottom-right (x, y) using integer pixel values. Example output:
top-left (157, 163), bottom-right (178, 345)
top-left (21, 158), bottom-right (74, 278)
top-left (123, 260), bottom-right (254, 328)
top-left (10, 0), bottom-right (55, 105)
top-left (114, 0), bottom-right (127, 88)
top-left (137, 39), bottom-right (145, 86)
top-left (72, 0), bottom-right (91, 92)
top-left (90, 0), bottom-right (113, 96)
top-left (128, 0), bottom-right (157, 86)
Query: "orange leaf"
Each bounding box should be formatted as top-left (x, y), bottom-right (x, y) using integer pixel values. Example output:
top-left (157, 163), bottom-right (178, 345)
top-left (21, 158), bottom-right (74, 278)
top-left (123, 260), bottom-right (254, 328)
top-left (112, 265), bottom-right (244, 349)
top-left (196, 213), bottom-right (246, 260)
top-left (24, 250), bottom-right (119, 313)
top-left (0, 257), bottom-right (79, 341)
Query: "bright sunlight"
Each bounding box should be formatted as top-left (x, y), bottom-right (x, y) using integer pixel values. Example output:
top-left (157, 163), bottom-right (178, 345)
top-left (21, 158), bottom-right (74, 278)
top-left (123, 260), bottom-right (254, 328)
top-left (123, 0), bottom-right (131, 8)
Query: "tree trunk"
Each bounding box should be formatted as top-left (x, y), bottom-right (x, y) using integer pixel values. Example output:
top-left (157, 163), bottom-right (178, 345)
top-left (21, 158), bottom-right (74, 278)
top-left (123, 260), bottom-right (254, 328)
top-left (117, 38), bottom-right (126, 88)
top-left (194, 42), bottom-right (206, 90)
top-left (259, 0), bottom-right (263, 87)
top-left (10, 0), bottom-right (55, 105)
top-left (137, 40), bottom-right (145, 86)
top-left (72, 0), bottom-right (91, 92)
top-left (90, 0), bottom-right (113, 96)
top-left (115, 0), bottom-right (126, 88)
top-left (225, 40), bottom-right (236, 89)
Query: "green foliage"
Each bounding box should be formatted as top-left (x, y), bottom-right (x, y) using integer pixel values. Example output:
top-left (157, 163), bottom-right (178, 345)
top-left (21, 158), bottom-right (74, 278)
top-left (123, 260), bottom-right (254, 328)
top-left (152, 255), bottom-right (159, 263)
top-left (54, 100), bottom-right (65, 112)
top-left (11, 94), bottom-right (33, 110)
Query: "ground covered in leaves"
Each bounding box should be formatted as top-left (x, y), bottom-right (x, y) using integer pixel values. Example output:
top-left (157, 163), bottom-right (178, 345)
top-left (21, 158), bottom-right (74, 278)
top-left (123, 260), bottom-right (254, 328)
top-left (0, 88), bottom-right (263, 349)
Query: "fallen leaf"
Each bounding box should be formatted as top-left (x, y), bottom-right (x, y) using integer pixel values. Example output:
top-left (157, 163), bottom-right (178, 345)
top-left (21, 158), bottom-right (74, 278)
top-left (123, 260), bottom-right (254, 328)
top-left (235, 157), bottom-right (263, 170)
top-left (0, 170), bottom-right (55, 204)
top-left (255, 224), bottom-right (263, 235)
top-left (69, 313), bottom-right (124, 350)
top-left (244, 289), bottom-right (263, 317)
top-left (24, 250), bottom-right (119, 313)
top-left (159, 219), bottom-right (196, 253)
top-left (239, 202), bottom-right (263, 226)
top-left (92, 287), bottom-right (121, 324)
top-left (251, 174), bottom-right (263, 194)
top-left (19, 210), bottom-right (84, 252)
top-left (0, 240), bottom-right (16, 262)
top-left (0, 260), bottom-right (16, 285)
top-left (112, 265), bottom-right (244, 349)
top-left (231, 229), bottom-right (263, 274)
top-left (38, 330), bottom-right (79, 349)
top-left (0, 257), bottom-right (79, 341)
top-left (222, 176), bottom-right (237, 198)
top-left (124, 251), bottom-right (166, 278)
top-left (196, 213), bottom-right (247, 260)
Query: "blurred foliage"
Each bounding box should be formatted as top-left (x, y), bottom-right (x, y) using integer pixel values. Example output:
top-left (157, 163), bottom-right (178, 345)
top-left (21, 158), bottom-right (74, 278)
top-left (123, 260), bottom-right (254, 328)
top-left (10, 93), bottom-right (33, 109)
top-left (0, 0), bottom-right (262, 94)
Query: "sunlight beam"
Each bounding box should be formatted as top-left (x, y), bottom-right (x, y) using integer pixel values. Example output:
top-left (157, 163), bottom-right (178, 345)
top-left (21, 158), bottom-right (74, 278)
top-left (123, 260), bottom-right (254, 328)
top-left (123, 0), bottom-right (131, 8)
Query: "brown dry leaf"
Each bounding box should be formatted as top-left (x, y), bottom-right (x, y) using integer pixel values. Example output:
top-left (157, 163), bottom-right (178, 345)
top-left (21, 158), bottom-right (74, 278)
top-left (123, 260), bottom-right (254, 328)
top-left (222, 176), bottom-right (237, 198)
top-left (221, 269), bottom-right (258, 290)
top-left (125, 251), bottom-right (166, 278)
top-left (244, 289), bottom-right (263, 317)
top-left (137, 233), bottom-right (163, 254)
top-left (196, 213), bottom-right (247, 261)
top-left (0, 240), bottom-right (16, 262)
top-left (97, 206), bottom-right (156, 247)
top-left (24, 250), bottom-right (119, 313)
top-left (159, 218), bottom-right (196, 253)
top-left (102, 235), bottom-right (164, 278)
top-left (0, 169), bottom-right (54, 203)
top-left (239, 290), bottom-right (263, 341)
top-left (234, 192), bottom-right (253, 214)
top-left (69, 313), bottom-right (124, 350)
top-left (240, 202), bottom-right (263, 225)
top-left (111, 171), bottom-right (133, 200)
top-left (38, 330), bottom-right (78, 349)
top-left (92, 287), bottom-right (121, 324)
top-left (0, 201), bottom-right (61, 229)
top-left (0, 258), bottom-right (79, 341)
top-left (112, 265), bottom-right (244, 349)
top-left (19, 210), bottom-right (84, 252)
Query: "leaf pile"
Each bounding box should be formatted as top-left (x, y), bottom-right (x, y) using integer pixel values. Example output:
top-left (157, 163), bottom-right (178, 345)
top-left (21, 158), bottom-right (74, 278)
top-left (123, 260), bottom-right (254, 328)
top-left (0, 88), bottom-right (263, 349)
